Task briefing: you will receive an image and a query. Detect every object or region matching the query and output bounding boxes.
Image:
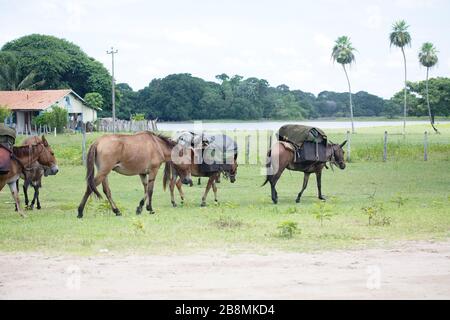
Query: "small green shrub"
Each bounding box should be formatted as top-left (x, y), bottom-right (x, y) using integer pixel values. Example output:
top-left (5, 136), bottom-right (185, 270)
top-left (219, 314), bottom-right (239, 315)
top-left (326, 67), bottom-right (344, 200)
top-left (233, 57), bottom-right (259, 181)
top-left (132, 218), bottom-right (145, 234)
top-left (391, 193), bottom-right (408, 208)
top-left (362, 201), bottom-right (391, 226)
top-left (277, 221), bottom-right (299, 239)
top-left (312, 202), bottom-right (335, 227)
top-left (33, 105), bottom-right (68, 133)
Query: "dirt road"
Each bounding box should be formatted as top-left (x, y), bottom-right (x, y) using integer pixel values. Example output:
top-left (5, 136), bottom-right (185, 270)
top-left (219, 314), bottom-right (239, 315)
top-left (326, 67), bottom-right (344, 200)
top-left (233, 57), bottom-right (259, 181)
top-left (1, 241), bottom-right (449, 299)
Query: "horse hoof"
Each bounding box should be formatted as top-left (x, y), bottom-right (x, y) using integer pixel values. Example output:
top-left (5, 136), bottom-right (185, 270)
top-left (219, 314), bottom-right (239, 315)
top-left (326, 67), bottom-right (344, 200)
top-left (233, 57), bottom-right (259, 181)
top-left (295, 198), bottom-right (300, 204)
top-left (113, 208), bottom-right (121, 216)
top-left (149, 210), bottom-right (155, 215)
top-left (136, 207), bottom-right (142, 215)
top-left (77, 214), bottom-right (83, 219)
top-left (172, 203), bottom-right (177, 208)
top-left (200, 202), bottom-right (206, 207)
top-left (272, 199), bottom-right (278, 204)
top-left (319, 196), bottom-right (326, 201)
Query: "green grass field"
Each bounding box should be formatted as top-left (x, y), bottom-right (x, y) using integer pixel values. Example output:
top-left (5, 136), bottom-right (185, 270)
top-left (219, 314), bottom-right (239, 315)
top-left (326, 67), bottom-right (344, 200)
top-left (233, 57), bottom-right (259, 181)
top-left (0, 123), bottom-right (449, 255)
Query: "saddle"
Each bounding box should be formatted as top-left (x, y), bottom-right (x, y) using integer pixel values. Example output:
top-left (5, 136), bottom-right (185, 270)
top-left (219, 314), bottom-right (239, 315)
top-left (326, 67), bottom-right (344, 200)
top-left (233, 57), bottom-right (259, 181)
top-left (176, 132), bottom-right (238, 173)
top-left (0, 144), bottom-right (12, 175)
top-left (277, 125), bottom-right (328, 163)
top-left (0, 124), bottom-right (16, 175)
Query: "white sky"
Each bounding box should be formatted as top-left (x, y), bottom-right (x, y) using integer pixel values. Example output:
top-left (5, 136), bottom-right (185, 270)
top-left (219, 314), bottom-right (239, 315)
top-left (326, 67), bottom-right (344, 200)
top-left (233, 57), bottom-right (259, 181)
top-left (1, 0), bottom-right (449, 98)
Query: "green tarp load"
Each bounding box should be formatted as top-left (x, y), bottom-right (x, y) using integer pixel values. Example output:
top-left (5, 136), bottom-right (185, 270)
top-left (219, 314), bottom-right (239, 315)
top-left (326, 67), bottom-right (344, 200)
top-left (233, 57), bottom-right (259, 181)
top-left (277, 124), bottom-right (327, 146)
top-left (276, 125), bottom-right (328, 163)
top-left (0, 124), bottom-right (16, 148)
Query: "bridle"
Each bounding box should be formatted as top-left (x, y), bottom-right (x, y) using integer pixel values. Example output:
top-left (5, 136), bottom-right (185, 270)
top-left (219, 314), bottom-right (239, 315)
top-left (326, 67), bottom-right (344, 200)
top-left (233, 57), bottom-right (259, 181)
top-left (326, 142), bottom-right (343, 171)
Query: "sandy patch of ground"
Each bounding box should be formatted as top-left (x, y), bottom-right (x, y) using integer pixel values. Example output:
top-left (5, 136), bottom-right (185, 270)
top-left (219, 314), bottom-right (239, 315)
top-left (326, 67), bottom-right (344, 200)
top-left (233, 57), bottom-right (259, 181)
top-left (1, 241), bottom-right (450, 299)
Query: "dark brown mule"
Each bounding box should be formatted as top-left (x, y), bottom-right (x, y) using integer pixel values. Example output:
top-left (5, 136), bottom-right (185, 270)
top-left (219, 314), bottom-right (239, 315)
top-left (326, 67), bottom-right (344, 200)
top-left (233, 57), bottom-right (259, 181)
top-left (164, 158), bottom-right (238, 207)
top-left (77, 131), bottom-right (193, 218)
top-left (263, 141), bottom-right (347, 204)
top-left (0, 136), bottom-right (58, 216)
top-left (19, 136), bottom-right (59, 210)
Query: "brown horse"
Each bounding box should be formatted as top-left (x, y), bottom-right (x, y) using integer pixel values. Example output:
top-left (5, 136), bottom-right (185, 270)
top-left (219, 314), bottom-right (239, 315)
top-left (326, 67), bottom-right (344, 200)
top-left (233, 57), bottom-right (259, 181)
top-left (0, 136), bottom-right (58, 216)
top-left (77, 131), bottom-right (193, 218)
top-left (19, 136), bottom-right (59, 210)
top-left (164, 158), bottom-right (238, 207)
top-left (263, 141), bottom-right (347, 204)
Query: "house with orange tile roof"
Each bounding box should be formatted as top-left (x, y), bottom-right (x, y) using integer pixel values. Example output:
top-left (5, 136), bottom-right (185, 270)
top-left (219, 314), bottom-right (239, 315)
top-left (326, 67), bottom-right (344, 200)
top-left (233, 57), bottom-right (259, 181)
top-left (0, 89), bottom-right (99, 133)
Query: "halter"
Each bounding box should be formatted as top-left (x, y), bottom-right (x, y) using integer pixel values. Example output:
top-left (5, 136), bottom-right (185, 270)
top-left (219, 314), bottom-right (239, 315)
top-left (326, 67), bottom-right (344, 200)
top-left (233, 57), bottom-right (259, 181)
top-left (12, 142), bottom-right (49, 173)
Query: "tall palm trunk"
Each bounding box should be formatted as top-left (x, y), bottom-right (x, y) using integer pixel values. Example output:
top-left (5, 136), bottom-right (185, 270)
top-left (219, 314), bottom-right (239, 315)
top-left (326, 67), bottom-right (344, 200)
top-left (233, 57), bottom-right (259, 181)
top-left (401, 47), bottom-right (407, 136)
top-left (342, 64), bottom-right (355, 134)
top-left (426, 67), bottom-right (439, 134)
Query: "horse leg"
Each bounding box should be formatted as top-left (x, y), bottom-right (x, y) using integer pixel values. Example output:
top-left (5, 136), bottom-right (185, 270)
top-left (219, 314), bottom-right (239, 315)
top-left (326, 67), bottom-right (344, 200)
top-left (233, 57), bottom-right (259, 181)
top-left (77, 170), bottom-right (109, 218)
top-left (9, 181), bottom-right (24, 218)
top-left (30, 184), bottom-right (39, 210)
top-left (35, 184), bottom-right (41, 210)
top-left (197, 178), bottom-right (201, 185)
top-left (176, 179), bottom-right (185, 204)
top-left (23, 181), bottom-right (31, 209)
top-left (146, 167), bottom-right (159, 214)
top-left (201, 176), bottom-right (214, 207)
top-left (212, 174), bottom-right (219, 204)
top-left (102, 177), bottom-right (121, 216)
top-left (169, 176), bottom-right (177, 207)
top-left (296, 173), bottom-right (311, 203)
top-left (316, 170), bottom-right (326, 201)
top-left (136, 174), bottom-right (147, 215)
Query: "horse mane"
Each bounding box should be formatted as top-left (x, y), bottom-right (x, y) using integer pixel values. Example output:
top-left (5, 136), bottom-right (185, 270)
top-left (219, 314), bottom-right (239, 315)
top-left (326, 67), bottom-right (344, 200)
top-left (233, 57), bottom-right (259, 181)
top-left (13, 145), bottom-right (36, 157)
top-left (144, 131), bottom-right (177, 147)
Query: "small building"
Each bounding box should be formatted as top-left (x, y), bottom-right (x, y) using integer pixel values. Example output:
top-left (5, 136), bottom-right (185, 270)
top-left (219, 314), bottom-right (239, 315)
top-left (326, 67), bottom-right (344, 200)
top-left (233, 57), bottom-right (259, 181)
top-left (0, 89), bottom-right (99, 133)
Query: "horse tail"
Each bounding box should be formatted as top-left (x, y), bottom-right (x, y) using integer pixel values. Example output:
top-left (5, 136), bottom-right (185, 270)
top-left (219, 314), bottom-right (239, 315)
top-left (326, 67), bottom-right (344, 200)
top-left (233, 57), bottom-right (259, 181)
top-left (261, 149), bottom-right (272, 187)
top-left (163, 161), bottom-right (172, 191)
top-left (86, 142), bottom-right (102, 198)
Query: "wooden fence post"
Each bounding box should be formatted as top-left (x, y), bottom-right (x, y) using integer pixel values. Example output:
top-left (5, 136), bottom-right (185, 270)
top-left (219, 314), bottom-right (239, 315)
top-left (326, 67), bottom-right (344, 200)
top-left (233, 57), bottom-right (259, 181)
top-left (383, 131), bottom-right (388, 162)
top-left (346, 130), bottom-right (351, 162)
top-left (424, 131), bottom-right (428, 161)
top-left (245, 135), bottom-right (250, 165)
top-left (82, 124), bottom-right (87, 165)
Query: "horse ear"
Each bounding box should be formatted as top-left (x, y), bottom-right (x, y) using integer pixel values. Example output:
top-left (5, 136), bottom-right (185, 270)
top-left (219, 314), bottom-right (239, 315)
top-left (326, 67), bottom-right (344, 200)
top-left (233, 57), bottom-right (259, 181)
top-left (42, 135), bottom-right (49, 147)
top-left (340, 140), bottom-right (347, 148)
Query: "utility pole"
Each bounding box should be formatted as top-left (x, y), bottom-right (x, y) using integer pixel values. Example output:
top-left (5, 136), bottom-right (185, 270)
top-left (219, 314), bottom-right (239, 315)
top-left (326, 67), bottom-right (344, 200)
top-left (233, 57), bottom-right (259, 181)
top-left (107, 47), bottom-right (118, 134)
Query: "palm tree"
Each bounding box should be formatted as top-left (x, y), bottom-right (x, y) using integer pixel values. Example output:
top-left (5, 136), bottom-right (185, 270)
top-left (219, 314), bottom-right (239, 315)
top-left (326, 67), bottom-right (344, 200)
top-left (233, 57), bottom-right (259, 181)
top-left (390, 20), bottom-right (412, 135)
top-left (0, 52), bottom-right (44, 90)
top-left (418, 42), bottom-right (439, 134)
top-left (332, 36), bottom-right (356, 133)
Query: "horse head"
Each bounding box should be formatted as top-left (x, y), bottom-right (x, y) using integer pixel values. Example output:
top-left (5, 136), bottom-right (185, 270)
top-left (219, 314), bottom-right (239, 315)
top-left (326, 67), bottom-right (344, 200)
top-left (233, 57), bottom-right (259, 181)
top-left (330, 141), bottom-right (347, 170)
top-left (38, 136), bottom-right (59, 175)
top-left (171, 144), bottom-right (193, 186)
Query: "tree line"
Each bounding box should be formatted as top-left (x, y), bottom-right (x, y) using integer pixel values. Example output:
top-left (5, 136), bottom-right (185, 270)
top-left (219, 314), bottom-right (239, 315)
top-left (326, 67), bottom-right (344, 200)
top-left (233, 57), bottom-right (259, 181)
top-left (1, 34), bottom-right (449, 124)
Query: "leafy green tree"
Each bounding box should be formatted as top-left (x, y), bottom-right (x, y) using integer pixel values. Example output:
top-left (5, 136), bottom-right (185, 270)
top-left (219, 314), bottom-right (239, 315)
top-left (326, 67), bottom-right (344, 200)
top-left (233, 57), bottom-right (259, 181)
top-left (418, 42), bottom-right (439, 133)
top-left (390, 20), bottom-right (412, 135)
top-left (84, 92), bottom-right (104, 111)
top-left (332, 36), bottom-right (357, 133)
top-left (1, 34), bottom-right (112, 114)
top-left (403, 77), bottom-right (450, 117)
top-left (32, 106), bottom-right (68, 133)
top-left (0, 52), bottom-right (45, 90)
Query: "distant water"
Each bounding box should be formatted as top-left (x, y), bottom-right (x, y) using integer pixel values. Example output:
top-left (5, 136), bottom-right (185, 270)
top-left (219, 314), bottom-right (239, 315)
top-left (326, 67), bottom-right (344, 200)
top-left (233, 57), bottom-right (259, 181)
top-left (157, 120), bottom-right (445, 132)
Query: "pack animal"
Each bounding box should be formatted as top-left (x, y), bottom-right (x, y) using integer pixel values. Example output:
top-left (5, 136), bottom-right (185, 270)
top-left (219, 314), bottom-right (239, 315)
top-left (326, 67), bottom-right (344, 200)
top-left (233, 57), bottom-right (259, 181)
top-left (77, 131), bottom-right (193, 218)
